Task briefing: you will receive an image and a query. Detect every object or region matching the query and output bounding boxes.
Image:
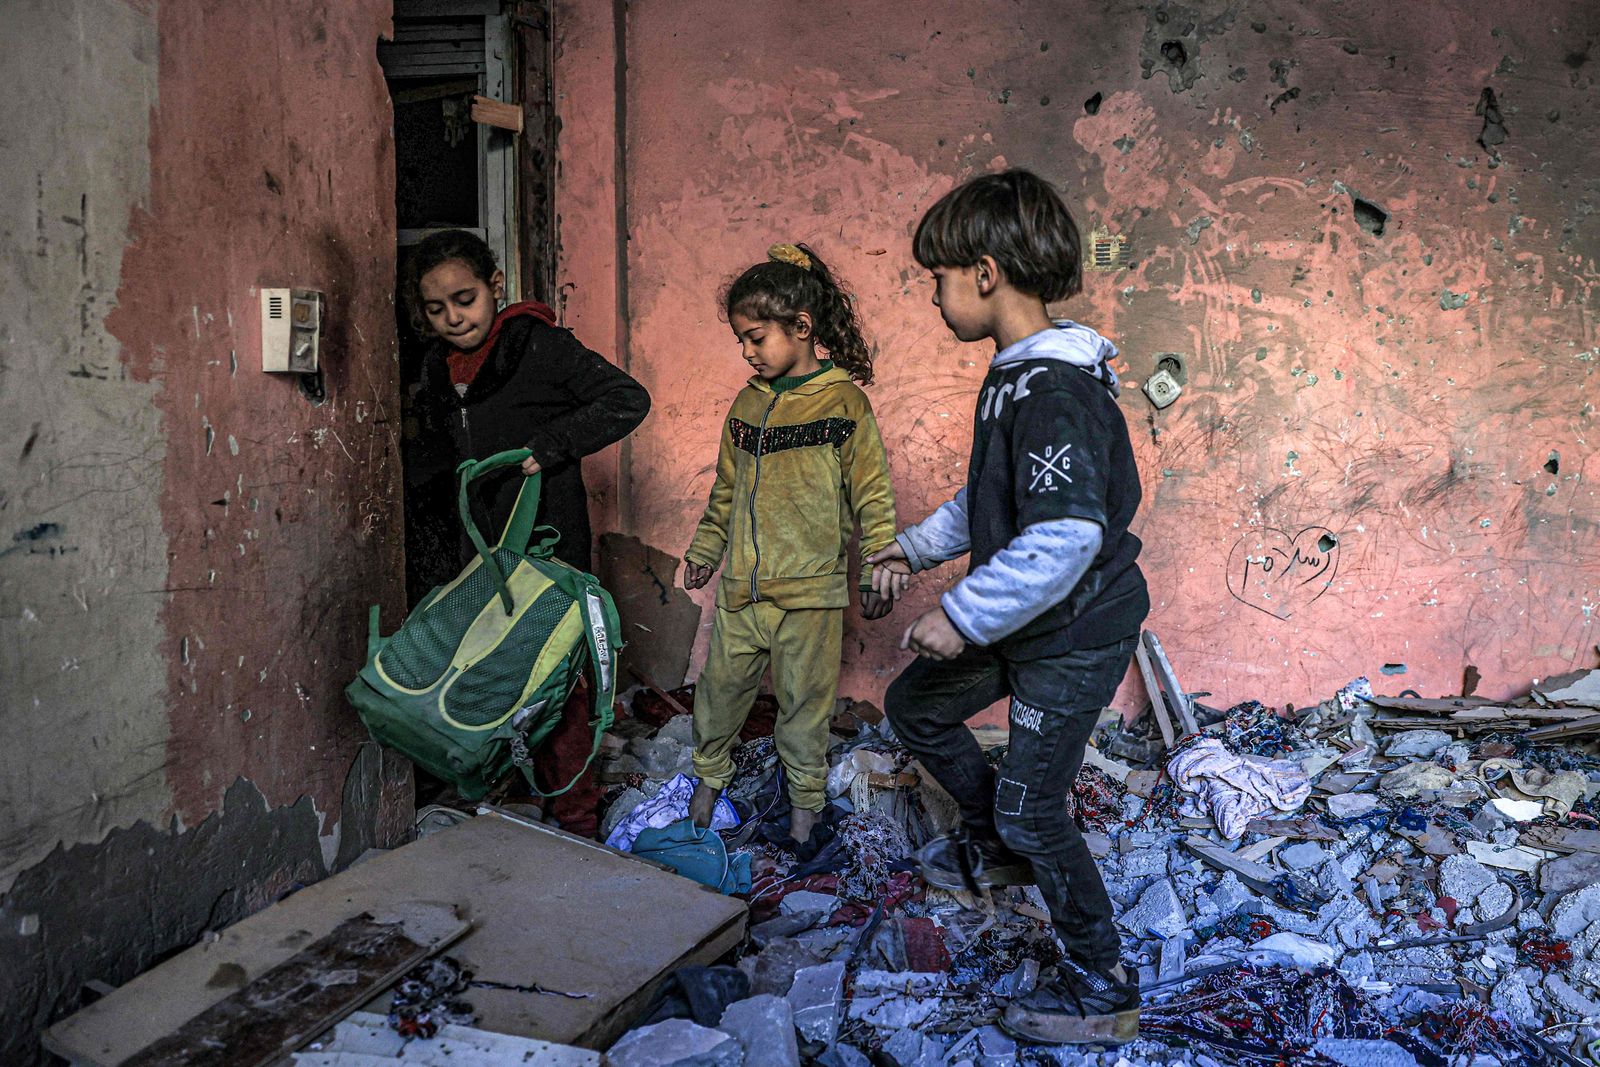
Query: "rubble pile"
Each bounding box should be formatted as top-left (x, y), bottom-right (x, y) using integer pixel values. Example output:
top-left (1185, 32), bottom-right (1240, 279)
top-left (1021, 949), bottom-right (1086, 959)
top-left (595, 664), bottom-right (1600, 1066)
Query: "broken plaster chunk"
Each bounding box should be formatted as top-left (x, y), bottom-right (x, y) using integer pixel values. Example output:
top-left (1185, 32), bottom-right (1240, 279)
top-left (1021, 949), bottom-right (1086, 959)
top-left (1207, 872), bottom-right (1255, 917)
top-left (609, 1019), bottom-right (745, 1067)
top-left (787, 961), bottom-right (846, 1045)
top-left (1440, 854), bottom-right (1496, 908)
top-left (719, 995), bottom-right (800, 1067)
top-left (1477, 880), bottom-right (1514, 920)
top-left (1383, 730), bottom-right (1452, 758)
top-left (1311, 1037), bottom-right (1420, 1067)
top-left (1379, 762), bottom-right (1457, 797)
top-left (1492, 974), bottom-right (1539, 1027)
top-left (1328, 793), bottom-right (1380, 819)
top-left (656, 714), bottom-right (697, 746)
top-left (1555, 884), bottom-right (1600, 939)
top-left (780, 890), bottom-right (839, 918)
top-left (1279, 841), bottom-right (1331, 871)
top-left (1116, 877), bottom-right (1187, 940)
top-left (972, 1026), bottom-right (1017, 1067)
top-left (1121, 845), bottom-right (1169, 879)
top-left (880, 1029), bottom-right (943, 1067)
top-left (847, 970), bottom-right (947, 1030)
top-left (1546, 974), bottom-right (1600, 1019)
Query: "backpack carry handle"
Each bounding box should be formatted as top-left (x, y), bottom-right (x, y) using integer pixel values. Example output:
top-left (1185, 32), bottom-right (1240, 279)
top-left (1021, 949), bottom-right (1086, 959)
top-left (456, 449), bottom-right (544, 615)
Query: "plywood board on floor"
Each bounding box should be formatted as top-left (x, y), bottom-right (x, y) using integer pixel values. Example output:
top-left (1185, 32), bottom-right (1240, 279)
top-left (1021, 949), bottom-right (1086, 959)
top-left (46, 813), bottom-right (747, 1063)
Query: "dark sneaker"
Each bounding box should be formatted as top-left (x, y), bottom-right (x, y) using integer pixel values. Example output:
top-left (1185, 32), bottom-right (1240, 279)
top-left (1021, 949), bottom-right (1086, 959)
top-left (915, 830), bottom-right (1035, 892)
top-left (1002, 960), bottom-right (1140, 1045)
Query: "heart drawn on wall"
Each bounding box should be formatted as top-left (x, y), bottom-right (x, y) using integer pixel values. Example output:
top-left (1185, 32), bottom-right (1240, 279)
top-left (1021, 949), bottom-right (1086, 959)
top-left (1226, 526), bottom-right (1341, 620)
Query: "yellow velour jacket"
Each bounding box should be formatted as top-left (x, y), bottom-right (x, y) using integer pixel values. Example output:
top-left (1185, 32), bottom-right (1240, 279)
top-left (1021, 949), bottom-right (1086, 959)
top-left (686, 365), bottom-right (897, 611)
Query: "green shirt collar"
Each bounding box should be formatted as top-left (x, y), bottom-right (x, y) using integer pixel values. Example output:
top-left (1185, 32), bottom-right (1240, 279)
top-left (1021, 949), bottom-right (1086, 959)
top-left (770, 360), bottom-right (835, 394)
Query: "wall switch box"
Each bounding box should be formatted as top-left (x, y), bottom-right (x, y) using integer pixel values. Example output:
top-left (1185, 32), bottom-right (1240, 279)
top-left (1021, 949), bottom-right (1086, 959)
top-left (260, 288), bottom-right (323, 373)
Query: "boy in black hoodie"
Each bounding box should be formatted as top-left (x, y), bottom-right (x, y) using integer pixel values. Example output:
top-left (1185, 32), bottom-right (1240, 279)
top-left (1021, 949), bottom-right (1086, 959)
top-left (868, 171), bottom-right (1149, 1045)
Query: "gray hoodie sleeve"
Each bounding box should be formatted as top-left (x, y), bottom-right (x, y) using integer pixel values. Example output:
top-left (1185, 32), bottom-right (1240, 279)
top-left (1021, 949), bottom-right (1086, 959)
top-left (895, 488), bottom-right (971, 573)
top-left (940, 517), bottom-right (1103, 646)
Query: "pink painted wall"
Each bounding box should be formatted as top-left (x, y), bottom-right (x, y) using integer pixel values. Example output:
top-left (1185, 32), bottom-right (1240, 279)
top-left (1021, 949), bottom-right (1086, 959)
top-left (564, 0), bottom-right (1600, 712)
top-left (110, 0), bottom-right (407, 825)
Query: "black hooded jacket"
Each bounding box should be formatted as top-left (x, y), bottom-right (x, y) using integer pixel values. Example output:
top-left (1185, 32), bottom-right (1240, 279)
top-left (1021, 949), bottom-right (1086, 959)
top-left (410, 315), bottom-right (650, 577)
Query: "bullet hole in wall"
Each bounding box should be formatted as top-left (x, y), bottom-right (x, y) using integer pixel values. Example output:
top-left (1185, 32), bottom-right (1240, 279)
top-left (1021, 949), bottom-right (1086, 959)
top-left (1353, 198), bottom-right (1388, 236)
top-left (1084, 92), bottom-right (1103, 115)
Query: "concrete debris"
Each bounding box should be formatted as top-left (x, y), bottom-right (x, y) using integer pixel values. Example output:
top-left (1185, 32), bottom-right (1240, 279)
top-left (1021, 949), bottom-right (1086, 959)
top-left (1117, 877), bottom-right (1188, 939)
top-left (786, 961), bottom-right (846, 1046)
top-left (718, 995), bottom-right (800, 1067)
top-left (583, 664), bottom-right (1600, 1067)
top-left (1439, 853), bottom-right (1496, 907)
top-left (880, 1029), bottom-right (942, 1067)
top-left (1311, 1037), bottom-right (1420, 1067)
top-left (1327, 793), bottom-right (1379, 819)
top-left (609, 1020), bottom-right (745, 1067)
top-left (1383, 730), bottom-right (1452, 758)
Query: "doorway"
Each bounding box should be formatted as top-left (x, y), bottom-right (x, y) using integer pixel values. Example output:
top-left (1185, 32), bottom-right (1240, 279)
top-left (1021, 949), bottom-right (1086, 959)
top-left (380, 0), bottom-right (552, 606)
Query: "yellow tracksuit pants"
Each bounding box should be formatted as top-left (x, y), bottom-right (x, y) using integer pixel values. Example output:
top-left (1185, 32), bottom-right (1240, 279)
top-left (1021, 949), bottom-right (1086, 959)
top-left (691, 602), bottom-right (843, 812)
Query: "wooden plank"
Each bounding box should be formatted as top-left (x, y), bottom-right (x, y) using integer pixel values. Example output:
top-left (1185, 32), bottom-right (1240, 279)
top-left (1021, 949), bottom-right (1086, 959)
top-left (1133, 642), bottom-right (1175, 748)
top-left (482, 13), bottom-right (518, 301)
top-left (1142, 630), bottom-right (1198, 736)
top-left (1366, 695), bottom-right (1501, 713)
top-left (1180, 835), bottom-right (1279, 888)
top-left (1519, 825), bottom-right (1600, 856)
top-left (45, 815), bottom-right (746, 1060)
top-left (472, 95), bottom-right (524, 133)
top-left (1526, 713), bottom-right (1600, 741)
top-left (514, 0), bottom-right (557, 304)
top-left (127, 907), bottom-right (466, 1067)
top-left (47, 904), bottom-right (466, 1067)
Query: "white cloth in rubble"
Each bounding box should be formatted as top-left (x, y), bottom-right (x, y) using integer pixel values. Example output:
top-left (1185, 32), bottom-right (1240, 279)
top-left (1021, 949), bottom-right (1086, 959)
top-left (603, 773), bottom-right (739, 852)
top-left (1167, 737), bottom-right (1312, 840)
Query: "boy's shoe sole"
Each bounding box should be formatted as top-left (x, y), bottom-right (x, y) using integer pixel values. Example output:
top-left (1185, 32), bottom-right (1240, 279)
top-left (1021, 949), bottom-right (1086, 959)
top-left (1000, 1002), bottom-right (1139, 1045)
top-left (914, 836), bottom-right (1037, 892)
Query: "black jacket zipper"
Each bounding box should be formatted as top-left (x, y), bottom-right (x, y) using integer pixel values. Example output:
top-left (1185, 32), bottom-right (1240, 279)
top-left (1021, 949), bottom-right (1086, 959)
top-left (748, 394), bottom-right (779, 603)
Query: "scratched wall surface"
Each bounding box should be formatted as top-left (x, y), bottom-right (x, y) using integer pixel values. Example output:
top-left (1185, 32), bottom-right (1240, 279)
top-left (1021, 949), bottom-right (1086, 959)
top-left (0, 0), bottom-right (169, 895)
top-left (611, 0), bottom-right (1600, 708)
top-left (0, 0), bottom-right (408, 1057)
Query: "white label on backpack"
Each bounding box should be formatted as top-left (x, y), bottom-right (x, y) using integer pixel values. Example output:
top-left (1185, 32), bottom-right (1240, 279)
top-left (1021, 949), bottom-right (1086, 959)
top-left (585, 592), bottom-right (613, 696)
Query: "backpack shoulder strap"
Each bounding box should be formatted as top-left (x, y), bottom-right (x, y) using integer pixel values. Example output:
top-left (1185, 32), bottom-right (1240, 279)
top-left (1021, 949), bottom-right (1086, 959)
top-left (518, 570), bottom-right (622, 798)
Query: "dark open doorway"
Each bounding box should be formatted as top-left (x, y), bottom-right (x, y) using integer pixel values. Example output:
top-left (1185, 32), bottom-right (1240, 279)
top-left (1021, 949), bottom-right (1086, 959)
top-left (380, 0), bottom-right (554, 608)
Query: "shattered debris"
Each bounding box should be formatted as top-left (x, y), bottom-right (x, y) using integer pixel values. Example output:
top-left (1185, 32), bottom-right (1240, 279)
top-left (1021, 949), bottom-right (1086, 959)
top-left (588, 659), bottom-right (1600, 1064)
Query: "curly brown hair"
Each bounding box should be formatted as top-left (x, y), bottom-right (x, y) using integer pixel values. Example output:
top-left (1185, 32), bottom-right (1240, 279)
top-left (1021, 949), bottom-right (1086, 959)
top-left (722, 243), bottom-right (874, 385)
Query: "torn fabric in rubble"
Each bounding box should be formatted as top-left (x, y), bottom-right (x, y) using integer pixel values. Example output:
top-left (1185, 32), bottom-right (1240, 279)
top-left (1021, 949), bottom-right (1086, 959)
top-left (1167, 736), bottom-right (1312, 840)
top-left (604, 772), bottom-right (739, 852)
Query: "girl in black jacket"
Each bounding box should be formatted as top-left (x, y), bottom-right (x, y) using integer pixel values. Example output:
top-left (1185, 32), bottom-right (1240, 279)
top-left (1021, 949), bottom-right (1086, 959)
top-left (401, 231), bottom-right (649, 836)
top-left (403, 230), bottom-right (650, 578)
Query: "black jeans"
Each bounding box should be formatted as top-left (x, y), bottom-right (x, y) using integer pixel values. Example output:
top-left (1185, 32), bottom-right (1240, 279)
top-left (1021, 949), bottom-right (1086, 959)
top-left (886, 635), bottom-right (1138, 972)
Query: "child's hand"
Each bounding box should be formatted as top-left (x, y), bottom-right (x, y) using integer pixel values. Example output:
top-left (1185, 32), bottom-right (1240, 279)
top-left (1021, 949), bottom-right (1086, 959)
top-left (865, 542), bottom-right (913, 600)
top-left (521, 455), bottom-right (543, 476)
top-left (683, 560), bottom-right (714, 590)
top-left (901, 607), bottom-right (966, 661)
top-left (860, 590), bottom-right (893, 620)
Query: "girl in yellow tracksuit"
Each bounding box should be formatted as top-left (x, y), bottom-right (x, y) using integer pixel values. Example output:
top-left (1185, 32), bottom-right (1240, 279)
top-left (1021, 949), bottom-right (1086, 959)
top-left (682, 243), bottom-right (906, 843)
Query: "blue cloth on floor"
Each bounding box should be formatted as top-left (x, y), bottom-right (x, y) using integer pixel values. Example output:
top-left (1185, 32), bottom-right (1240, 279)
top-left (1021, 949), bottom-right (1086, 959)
top-left (631, 818), bottom-right (752, 895)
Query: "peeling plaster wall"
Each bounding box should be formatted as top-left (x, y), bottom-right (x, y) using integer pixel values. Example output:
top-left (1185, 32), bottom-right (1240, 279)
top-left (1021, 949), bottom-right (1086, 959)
top-left (0, 1), bottom-right (410, 1059)
top-left (1, 0), bottom-right (169, 896)
top-left (583, 0), bottom-right (1600, 709)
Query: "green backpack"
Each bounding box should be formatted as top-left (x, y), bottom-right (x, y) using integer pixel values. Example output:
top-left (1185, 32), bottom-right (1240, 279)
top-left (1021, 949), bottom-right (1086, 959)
top-left (347, 449), bottom-right (620, 800)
